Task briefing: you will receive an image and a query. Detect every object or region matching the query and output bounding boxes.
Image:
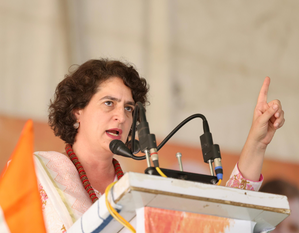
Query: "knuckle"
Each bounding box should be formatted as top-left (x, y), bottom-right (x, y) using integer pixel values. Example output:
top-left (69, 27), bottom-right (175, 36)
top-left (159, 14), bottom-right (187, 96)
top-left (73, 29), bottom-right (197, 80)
top-left (274, 99), bottom-right (281, 105)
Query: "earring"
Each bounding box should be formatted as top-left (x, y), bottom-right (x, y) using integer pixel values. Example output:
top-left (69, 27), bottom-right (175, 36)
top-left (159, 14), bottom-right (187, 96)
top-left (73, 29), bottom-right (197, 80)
top-left (73, 121), bottom-right (80, 129)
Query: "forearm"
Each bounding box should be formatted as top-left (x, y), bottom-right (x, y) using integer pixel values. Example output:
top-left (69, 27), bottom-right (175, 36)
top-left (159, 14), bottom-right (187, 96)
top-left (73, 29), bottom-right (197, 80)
top-left (238, 134), bottom-right (267, 181)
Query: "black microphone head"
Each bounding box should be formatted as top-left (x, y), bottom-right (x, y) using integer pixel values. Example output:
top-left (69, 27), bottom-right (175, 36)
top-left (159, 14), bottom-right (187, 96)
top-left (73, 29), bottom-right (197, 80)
top-left (109, 139), bottom-right (133, 158)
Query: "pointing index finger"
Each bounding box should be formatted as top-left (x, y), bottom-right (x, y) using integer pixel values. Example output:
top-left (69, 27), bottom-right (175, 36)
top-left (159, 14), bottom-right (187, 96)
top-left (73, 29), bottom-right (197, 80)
top-left (257, 76), bottom-right (270, 104)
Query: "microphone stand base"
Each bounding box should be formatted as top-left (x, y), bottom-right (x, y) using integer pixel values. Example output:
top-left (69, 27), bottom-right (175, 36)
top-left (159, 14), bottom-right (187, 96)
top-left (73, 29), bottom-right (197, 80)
top-left (144, 167), bottom-right (218, 185)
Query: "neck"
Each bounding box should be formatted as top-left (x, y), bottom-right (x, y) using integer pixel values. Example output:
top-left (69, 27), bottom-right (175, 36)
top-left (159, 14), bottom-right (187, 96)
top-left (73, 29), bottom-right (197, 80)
top-left (73, 140), bottom-right (113, 166)
top-left (71, 141), bottom-right (116, 193)
top-left (65, 144), bottom-right (124, 203)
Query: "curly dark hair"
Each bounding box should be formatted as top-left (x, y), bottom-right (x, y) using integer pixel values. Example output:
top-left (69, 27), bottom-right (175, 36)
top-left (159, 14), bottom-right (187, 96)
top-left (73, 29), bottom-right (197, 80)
top-left (48, 58), bottom-right (149, 145)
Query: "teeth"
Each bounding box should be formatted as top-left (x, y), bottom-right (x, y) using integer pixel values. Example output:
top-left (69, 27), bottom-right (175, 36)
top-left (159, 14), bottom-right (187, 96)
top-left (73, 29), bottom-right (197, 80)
top-left (108, 132), bottom-right (118, 136)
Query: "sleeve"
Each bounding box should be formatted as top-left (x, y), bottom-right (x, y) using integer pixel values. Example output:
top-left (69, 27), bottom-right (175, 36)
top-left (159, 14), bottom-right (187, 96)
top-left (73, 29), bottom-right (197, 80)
top-left (225, 163), bottom-right (264, 191)
top-left (38, 182), bottom-right (67, 233)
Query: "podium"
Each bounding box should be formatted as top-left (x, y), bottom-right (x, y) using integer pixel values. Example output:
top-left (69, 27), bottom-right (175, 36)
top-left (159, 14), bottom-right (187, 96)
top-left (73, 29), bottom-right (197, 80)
top-left (68, 172), bottom-right (290, 233)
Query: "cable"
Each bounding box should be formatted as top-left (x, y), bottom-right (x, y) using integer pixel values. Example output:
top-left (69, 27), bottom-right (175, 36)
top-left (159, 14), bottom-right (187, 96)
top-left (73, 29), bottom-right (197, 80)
top-left (105, 181), bottom-right (136, 233)
top-left (105, 182), bottom-right (135, 232)
top-left (155, 167), bottom-right (167, 177)
top-left (157, 114), bottom-right (208, 151)
top-left (105, 182), bottom-right (127, 225)
top-left (217, 179), bottom-right (222, 186)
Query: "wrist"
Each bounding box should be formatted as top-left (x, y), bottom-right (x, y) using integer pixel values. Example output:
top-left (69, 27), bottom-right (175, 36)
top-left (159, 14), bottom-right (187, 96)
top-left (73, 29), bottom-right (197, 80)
top-left (246, 130), bottom-right (268, 153)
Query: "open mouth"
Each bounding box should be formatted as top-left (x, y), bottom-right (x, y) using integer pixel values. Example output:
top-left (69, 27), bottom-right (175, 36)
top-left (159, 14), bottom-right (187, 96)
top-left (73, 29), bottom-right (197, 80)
top-left (106, 130), bottom-right (120, 137)
top-left (106, 128), bottom-right (123, 139)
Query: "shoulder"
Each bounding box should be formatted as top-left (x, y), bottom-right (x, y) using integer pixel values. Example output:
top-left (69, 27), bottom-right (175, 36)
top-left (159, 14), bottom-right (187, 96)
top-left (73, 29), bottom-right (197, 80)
top-left (34, 151), bottom-right (69, 163)
top-left (34, 150), bottom-right (76, 176)
top-left (34, 150), bottom-right (66, 157)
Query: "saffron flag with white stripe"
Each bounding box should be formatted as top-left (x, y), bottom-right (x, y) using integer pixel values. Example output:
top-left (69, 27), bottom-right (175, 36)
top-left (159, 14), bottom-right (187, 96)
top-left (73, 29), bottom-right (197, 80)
top-left (0, 120), bottom-right (46, 233)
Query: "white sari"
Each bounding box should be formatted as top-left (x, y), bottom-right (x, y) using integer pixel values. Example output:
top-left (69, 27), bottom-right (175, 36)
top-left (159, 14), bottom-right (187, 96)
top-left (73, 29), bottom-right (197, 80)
top-left (34, 151), bottom-right (263, 233)
top-left (34, 151), bottom-right (93, 232)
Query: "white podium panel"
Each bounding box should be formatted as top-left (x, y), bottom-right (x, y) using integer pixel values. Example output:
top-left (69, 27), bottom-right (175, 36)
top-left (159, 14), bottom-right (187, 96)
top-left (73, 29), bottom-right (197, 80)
top-left (113, 172), bottom-right (289, 233)
top-left (68, 172), bottom-right (290, 233)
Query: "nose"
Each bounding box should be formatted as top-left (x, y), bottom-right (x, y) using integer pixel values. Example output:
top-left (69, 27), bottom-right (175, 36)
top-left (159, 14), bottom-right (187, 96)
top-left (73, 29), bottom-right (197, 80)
top-left (113, 106), bottom-right (126, 123)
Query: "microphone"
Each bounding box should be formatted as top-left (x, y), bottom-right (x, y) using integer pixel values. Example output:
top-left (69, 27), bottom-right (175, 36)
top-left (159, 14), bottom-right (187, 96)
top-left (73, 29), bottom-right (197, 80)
top-left (109, 139), bottom-right (133, 158)
top-left (136, 102), bottom-right (159, 167)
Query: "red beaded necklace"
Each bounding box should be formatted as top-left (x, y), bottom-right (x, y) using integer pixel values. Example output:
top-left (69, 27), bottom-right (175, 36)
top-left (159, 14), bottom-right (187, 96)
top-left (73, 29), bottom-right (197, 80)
top-left (65, 144), bottom-right (124, 203)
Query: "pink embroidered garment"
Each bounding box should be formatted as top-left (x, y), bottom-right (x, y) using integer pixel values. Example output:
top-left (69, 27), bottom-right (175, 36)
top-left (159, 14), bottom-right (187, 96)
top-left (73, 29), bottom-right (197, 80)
top-left (34, 151), bottom-right (263, 233)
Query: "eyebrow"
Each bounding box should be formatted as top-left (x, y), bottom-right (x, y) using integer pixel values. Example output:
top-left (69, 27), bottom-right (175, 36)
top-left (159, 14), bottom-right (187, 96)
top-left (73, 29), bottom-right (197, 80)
top-left (100, 95), bottom-right (135, 106)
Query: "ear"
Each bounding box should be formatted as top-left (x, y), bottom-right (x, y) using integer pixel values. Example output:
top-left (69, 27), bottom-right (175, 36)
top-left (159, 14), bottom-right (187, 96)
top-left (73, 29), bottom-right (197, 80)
top-left (73, 108), bottom-right (82, 121)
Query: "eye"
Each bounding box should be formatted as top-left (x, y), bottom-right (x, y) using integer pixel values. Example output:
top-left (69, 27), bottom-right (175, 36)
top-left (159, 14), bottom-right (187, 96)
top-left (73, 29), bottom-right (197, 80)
top-left (104, 101), bottom-right (113, 107)
top-left (125, 106), bottom-right (134, 112)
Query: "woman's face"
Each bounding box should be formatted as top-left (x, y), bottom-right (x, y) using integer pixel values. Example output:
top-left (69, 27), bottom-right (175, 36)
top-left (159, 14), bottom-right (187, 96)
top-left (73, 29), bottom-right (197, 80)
top-left (74, 77), bottom-right (135, 155)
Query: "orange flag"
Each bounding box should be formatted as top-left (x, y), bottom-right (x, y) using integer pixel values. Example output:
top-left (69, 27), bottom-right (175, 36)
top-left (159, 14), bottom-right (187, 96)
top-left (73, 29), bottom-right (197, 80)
top-left (0, 120), bottom-right (46, 232)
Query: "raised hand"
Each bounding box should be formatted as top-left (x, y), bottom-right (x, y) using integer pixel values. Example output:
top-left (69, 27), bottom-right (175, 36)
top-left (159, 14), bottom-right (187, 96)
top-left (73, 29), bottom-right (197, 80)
top-left (238, 77), bottom-right (285, 181)
top-left (249, 76), bottom-right (285, 148)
